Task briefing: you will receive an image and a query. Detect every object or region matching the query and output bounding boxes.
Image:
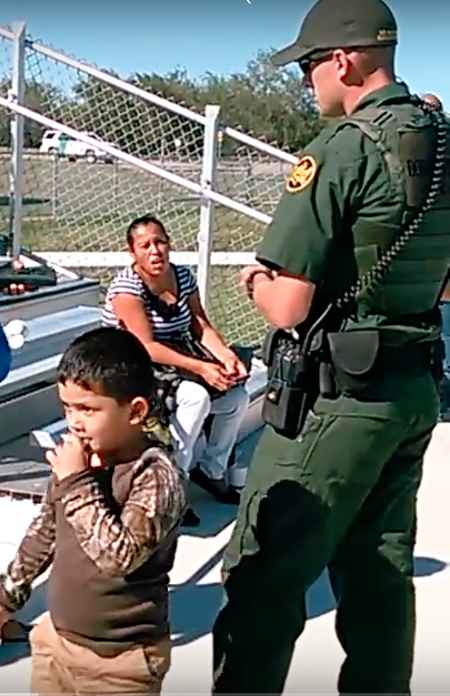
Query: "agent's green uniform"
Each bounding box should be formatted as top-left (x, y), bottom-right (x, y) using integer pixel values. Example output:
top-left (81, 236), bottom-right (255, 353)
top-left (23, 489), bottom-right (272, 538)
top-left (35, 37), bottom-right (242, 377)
top-left (212, 3), bottom-right (450, 693)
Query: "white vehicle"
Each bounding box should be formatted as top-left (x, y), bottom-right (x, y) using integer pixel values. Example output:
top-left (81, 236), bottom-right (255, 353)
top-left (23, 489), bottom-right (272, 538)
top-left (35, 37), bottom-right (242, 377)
top-left (60, 131), bottom-right (114, 164)
top-left (39, 130), bottom-right (65, 155)
top-left (39, 130), bottom-right (114, 164)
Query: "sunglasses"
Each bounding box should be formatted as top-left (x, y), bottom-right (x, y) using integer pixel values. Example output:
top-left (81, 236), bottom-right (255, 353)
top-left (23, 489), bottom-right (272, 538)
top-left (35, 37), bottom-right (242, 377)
top-left (297, 50), bottom-right (335, 76)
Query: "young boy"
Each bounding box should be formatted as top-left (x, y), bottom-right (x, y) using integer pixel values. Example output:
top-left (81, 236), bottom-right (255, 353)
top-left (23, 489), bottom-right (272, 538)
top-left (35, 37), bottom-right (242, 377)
top-left (0, 327), bottom-right (187, 694)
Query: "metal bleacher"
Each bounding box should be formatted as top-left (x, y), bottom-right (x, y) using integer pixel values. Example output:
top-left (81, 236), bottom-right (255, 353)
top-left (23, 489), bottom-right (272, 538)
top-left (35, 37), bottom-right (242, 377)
top-left (0, 272), bottom-right (266, 501)
top-left (0, 275), bottom-right (101, 447)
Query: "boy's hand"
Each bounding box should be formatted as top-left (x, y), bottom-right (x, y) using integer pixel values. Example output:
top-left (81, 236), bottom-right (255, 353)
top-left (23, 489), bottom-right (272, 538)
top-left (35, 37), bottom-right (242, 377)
top-left (0, 605), bottom-right (13, 633)
top-left (46, 433), bottom-right (89, 481)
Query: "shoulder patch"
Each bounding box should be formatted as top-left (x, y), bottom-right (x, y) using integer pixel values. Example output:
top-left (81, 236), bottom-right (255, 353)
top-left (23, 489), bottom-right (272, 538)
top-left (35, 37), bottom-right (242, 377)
top-left (286, 156), bottom-right (317, 193)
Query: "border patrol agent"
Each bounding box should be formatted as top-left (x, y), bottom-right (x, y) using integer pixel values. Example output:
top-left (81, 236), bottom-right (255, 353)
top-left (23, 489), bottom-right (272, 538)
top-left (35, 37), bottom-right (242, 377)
top-left (212, 0), bottom-right (450, 693)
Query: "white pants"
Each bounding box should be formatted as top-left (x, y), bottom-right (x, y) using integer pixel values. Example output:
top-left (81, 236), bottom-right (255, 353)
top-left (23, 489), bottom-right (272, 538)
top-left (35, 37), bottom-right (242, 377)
top-left (169, 380), bottom-right (249, 480)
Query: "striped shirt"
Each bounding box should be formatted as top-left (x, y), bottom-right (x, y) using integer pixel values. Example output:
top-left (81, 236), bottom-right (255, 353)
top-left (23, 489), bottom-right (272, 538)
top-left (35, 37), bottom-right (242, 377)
top-left (102, 264), bottom-right (197, 340)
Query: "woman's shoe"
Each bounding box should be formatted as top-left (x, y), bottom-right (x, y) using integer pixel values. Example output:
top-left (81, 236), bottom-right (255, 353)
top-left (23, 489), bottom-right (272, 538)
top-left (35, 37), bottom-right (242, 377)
top-left (181, 507), bottom-right (201, 527)
top-left (190, 466), bottom-right (241, 505)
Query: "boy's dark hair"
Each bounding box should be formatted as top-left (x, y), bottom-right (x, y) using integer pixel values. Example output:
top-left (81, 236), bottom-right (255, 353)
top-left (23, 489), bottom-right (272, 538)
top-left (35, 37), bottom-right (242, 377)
top-left (126, 215), bottom-right (169, 249)
top-left (58, 327), bottom-right (155, 402)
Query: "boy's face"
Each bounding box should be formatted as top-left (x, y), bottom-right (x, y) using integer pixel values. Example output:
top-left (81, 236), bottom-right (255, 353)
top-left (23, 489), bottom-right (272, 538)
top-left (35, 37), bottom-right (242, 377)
top-left (58, 379), bottom-right (148, 459)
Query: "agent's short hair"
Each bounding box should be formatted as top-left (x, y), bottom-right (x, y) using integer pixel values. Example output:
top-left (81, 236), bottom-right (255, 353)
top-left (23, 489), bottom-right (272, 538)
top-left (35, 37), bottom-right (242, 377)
top-left (58, 327), bottom-right (155, 403)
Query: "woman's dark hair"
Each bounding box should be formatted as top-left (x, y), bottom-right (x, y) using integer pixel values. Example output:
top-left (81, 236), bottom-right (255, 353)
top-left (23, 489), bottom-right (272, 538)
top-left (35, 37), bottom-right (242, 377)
top-left (57, 327), bottom-right (155, 403)
top-left (126, 215), bottom-right (169, 249)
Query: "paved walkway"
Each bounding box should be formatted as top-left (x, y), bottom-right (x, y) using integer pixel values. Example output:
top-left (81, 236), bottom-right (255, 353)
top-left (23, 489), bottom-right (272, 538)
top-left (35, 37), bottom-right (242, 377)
top-left (0, 424), bottom-right (449, 694)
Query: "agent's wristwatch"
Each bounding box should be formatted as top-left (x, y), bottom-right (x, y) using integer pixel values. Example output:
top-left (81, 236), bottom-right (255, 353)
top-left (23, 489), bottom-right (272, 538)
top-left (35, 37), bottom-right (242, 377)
top-left (245, 268), bottom-right (272, 298)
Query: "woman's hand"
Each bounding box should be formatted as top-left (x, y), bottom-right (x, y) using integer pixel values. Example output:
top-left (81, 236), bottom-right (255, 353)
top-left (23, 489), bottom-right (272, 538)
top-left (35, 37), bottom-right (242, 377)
top-left (221, 352), bottom-right (248, 382)
top-left (46, 433), bottom-right (89, 481)
top-left (197, 362), bottom-right (236, 391)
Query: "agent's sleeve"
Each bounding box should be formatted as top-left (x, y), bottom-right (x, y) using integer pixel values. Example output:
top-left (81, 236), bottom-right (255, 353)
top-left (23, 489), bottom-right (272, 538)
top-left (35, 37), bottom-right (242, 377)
top-left (0, 483), bottom-right (56, 611)
top-left (257, 127), bottom-right (373, 282)
top-left (55, 448), bottom-right (187, 578)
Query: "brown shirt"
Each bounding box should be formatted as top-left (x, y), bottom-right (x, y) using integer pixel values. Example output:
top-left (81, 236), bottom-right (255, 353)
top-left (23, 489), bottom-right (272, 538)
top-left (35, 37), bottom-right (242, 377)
top-left (0, 444), bottom-right (187, 655)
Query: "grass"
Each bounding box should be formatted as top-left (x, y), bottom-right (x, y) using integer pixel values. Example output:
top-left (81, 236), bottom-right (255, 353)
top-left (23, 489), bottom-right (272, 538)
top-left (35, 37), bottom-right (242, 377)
top-left (1, 155), bottom-right (278, 343)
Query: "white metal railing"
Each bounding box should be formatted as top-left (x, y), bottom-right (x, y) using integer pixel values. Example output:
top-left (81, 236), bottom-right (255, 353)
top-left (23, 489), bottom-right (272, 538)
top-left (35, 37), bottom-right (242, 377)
top-left (0, 23), bottom-right (297, 344)
top-left (0, 97), bottom-right (273, 226)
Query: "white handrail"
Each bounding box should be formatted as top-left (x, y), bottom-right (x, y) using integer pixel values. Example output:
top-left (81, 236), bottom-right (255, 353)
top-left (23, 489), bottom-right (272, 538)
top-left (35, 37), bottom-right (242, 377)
top-left (0, 26), bottom-right (298, 165)
top-left (223, 126), bottom-right (298, 165)
top-left (0, 96), bottom-right (273, 226)
top-left (25, 38), bottom-right (207, 126)
top-left (0, 26), bottom-right (14, 40)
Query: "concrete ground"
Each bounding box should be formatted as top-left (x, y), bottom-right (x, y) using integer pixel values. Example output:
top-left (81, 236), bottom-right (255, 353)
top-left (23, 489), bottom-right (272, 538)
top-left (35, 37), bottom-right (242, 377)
top-left (0, 424), bottom-right (449, 694)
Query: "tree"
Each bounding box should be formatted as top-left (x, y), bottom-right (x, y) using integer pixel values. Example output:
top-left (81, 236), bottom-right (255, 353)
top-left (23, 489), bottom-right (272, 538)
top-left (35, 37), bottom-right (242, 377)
top-left (131, 50), bottom-right (321, 154)
top-left (0, 78), bottom-right (66, 147)
top-left (37, 50), bottom-right (321, 157)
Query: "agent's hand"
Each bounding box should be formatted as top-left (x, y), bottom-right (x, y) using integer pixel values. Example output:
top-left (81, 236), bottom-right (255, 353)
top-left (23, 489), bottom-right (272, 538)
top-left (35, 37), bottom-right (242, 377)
top-left (239, 264), bottom-right (273, 300)
top-left (46, 433), bottom-right (89, 481)
top-left (197, 362), bottom-right (235, 391)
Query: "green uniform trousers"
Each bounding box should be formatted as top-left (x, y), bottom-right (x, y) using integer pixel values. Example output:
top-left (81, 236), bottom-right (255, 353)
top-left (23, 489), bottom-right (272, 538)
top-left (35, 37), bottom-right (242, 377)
top-left (212, 369), bottom-right (439, 694)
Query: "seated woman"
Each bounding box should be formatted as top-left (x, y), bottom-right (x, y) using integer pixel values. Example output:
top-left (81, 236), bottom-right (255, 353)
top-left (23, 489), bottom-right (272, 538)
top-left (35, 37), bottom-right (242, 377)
top-left (102, 215), bottom-right (250, 525)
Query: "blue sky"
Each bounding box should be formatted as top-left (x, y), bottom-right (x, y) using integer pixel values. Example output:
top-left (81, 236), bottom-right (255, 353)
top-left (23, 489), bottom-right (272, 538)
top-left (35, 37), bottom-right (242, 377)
top-left (2, 0), bottom-right (450, 108)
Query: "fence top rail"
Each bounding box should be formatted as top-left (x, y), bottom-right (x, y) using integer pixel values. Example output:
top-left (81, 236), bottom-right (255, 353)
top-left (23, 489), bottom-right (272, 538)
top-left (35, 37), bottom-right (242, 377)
top-left (0, 24), bottom-right (298, 166)
top-left (0, 26), bottom-right (14, 41)
top-left (0, 95), bottom-right (273, 226)
top-left (25, 37), bottom-right (207, 128)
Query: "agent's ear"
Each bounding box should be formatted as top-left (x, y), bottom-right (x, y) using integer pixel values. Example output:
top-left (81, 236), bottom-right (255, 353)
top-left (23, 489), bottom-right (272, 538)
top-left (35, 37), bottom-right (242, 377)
top-left (129, 396), bottom-right (150, 425)
top-left (334, 49), bottom-right (351, 81)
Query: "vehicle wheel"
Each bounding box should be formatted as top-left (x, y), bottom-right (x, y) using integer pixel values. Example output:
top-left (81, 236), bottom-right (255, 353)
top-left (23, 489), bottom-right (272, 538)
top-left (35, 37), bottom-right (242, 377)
top-left (48, 147), bottom-right (58, 157)
top-left (86, 150), bottom-right (97, 164)
top-left (68, 155), bottom-right (76, 162)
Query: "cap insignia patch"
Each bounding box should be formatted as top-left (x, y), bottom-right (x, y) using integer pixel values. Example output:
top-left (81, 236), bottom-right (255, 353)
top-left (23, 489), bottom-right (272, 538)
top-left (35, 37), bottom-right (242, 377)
top-left (377, 29), bottom-right (397, 41)
top-left (286, 155), bottom-right (318, 193)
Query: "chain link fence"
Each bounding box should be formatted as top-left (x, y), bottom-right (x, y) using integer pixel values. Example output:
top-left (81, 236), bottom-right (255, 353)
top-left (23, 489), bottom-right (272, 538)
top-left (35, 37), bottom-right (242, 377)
top-left (0, 28), bottom-right (296, 345)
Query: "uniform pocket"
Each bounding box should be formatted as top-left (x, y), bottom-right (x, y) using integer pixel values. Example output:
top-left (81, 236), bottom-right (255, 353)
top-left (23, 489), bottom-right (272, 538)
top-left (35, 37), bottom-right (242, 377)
top-left (275, 409), bottom-right (331, 472)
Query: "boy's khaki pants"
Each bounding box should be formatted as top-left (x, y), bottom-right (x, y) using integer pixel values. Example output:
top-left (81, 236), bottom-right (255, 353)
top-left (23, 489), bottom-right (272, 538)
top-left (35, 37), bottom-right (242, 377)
top-left (30, 612), bottom-right (171, 694)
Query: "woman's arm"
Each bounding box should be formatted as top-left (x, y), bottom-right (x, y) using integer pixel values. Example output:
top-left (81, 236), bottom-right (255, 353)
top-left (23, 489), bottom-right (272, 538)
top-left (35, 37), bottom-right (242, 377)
top-left (188, 291), bottom-right (247, 378)
top-left (441, 275), bottom-right (450, 301)
top-left (111, 293), bottom-right (203, 372)
top-left (111, 293), bottom-right (234, 390)
top-left (189, 291), bottom-right (234, 359)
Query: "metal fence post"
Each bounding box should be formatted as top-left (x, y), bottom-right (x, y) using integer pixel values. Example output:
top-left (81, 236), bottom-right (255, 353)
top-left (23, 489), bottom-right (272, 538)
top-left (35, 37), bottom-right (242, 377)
top-left (197, 104), bottom-right (220, 311)
top-left (51, 152), bottom-right (58, 218)
top-left (9, 21), bottom-right (26, 257)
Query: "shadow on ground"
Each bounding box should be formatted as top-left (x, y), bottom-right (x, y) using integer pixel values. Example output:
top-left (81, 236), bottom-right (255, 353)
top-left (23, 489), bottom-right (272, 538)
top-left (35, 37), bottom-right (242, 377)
top-left (170, 553), bottom-right (448, 647)
top-left (1, 555), bottom-right (447, 658)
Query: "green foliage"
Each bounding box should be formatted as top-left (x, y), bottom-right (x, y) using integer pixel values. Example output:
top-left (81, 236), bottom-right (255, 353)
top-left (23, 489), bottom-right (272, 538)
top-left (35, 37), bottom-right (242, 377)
top-left (131, 50), bottom-right (321, 153)
top-left (0, 50), bottom-right (321, 154)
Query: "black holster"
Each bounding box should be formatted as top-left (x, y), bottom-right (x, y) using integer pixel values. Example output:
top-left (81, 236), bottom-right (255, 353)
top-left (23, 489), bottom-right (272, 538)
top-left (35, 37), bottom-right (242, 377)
top-left (261, 326), bottom-right (325, 439)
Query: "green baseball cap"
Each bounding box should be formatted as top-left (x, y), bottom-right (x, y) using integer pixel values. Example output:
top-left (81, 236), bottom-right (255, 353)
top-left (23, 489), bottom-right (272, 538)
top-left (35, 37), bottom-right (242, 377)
top-left (272, 0), bottom-right (398, 67)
